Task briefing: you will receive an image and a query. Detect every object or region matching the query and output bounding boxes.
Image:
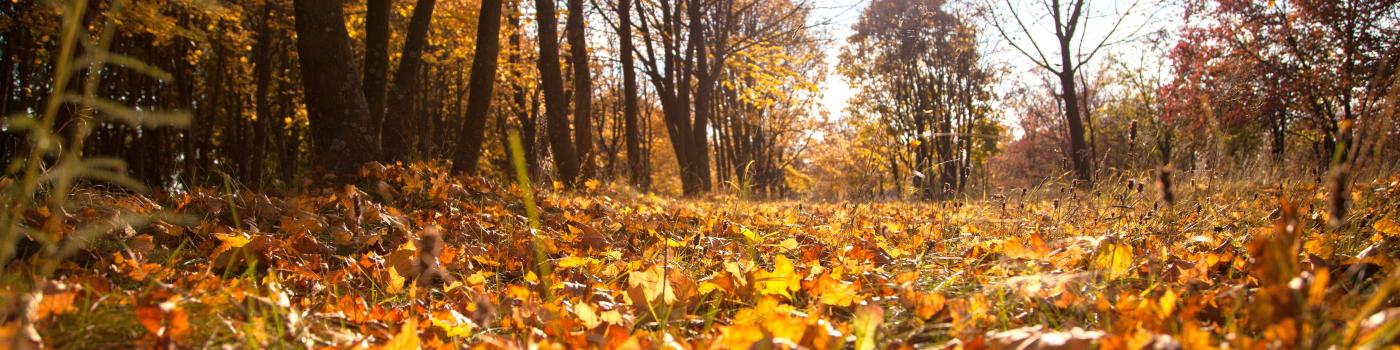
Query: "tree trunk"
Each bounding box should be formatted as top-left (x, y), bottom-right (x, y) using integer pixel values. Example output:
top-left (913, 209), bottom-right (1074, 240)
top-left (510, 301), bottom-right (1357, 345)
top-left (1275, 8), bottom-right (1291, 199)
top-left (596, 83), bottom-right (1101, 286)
top-left (383, 0), bottom-right (438, 162)
top-left (363, 0), bottom-right (392, 144)
top-left (291, 0), bottom-right (382, 175)
top-left (619, 0), bottom-right (646, 190)
top-left (250, 0), bottom-right (276, 189)
top-left (0, 5), bottom-right (18, 162)
top-left (451, 0), bottom-right (504, 174)
top-left (566, 0), bottom-right (593, 174)
top-left (1057, 69), bottom-right (1091, 187)
top-left (535, 0), bottom-right (581, 185)
top-left (686, 0), bottom-right (712, 194)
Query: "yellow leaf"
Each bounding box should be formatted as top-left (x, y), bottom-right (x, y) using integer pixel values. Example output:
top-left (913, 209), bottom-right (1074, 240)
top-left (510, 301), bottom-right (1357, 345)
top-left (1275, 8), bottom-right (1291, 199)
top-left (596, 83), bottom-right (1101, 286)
top-left (211, 233), bottom-right (252, 258)
top-left (741, 228), bottom-right (760, 244)
top-left (1374, 217), bottom-right (1400, 237)
top-left (777, 237), bottom-right (799, 252)
top-left (852, 302), bottom-right (884, 350)
top-left (466, 271), bottom-right (489, 286)
top-left (384, 267), bottom-right (406, 295)
top-left (379, 319), bottom-right (419, 350)
top-left (575, 302), bottom-right (601, 328)
top-left (756, 255), bottom-right (800, 298)
top-left (430, 310), bottom-right (475, 338)
top-left (665, 237), bottom-right (687, 248)
top-left (1304, 236), bottom-right (1335, 258)
top-left (720, 299), bottom-right (806, 349)
top-left (1093, 239), bottom-right (1134, 280)
top-left (698, 282), bottom-right (722, 295)
top-left (557, 256), bottom-right (590, 269)
top-left (816, 272), bottom-right (859, 307)
top-left (629, 265), bottom-right (676, 304)
top-left (1159, 289), bottom-right (1178, 316)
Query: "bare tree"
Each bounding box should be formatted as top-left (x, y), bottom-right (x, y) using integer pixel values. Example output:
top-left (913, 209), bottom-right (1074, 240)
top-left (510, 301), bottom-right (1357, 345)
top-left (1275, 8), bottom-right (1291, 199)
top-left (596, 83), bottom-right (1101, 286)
top-left (983, 0), bottom-right (1147, 187)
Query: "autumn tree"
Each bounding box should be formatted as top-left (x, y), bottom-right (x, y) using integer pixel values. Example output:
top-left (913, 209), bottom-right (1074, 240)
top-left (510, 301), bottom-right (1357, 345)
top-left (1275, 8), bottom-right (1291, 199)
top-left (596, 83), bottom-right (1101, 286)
top-left (633, 0), bottom-right (707, 194)
top-left (633, 0), bottom-right (813, 195)
top-left (843, 0), bottom-right (997, 199)
top-left (1164, 0), bottom-right (1399, 170)
top-left (711, 0), bottom-right (824, 197)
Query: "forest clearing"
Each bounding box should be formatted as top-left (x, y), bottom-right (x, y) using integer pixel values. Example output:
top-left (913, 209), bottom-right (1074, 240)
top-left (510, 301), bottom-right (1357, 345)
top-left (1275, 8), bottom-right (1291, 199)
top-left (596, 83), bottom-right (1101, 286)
top-left (2, 0), bottom-right (1399, 348)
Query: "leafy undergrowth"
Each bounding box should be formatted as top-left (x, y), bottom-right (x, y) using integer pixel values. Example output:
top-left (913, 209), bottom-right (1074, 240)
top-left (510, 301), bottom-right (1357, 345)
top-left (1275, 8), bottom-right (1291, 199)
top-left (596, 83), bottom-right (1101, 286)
top-left (6, 163), bottom-right (1400, 349)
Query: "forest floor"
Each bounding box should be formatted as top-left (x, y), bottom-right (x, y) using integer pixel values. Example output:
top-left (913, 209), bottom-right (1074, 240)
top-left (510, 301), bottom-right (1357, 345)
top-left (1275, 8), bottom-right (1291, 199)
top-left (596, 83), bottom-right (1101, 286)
top-left (6, 162), bottom-right (1400, 349)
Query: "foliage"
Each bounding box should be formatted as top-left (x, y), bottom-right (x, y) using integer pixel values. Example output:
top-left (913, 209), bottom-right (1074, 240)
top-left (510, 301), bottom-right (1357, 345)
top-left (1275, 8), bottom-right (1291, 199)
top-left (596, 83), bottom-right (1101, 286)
top-left (1163, 0), bottom-right (1400, 169)
top-left (838, 0), bottom-right (998, 200)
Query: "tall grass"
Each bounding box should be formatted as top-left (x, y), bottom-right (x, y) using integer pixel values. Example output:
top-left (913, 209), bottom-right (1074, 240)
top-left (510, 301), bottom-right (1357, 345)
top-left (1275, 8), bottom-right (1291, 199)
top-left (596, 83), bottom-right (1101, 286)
top-left (0, 0), bottom-right (189, 337)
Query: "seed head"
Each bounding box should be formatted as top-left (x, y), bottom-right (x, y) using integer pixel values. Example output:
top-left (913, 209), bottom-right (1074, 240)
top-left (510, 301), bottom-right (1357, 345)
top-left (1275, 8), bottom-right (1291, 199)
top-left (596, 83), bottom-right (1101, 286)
top-left (1157, 166), bottom-right (1175, 205)
top-left (1328, 165), bottom-right (1351, 229)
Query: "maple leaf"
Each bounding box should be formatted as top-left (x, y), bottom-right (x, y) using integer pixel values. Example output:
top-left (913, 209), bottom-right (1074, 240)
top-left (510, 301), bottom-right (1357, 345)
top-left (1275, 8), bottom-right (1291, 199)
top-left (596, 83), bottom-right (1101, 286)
top-left (574, 302), bottom-right (602, 329)
top-left (817, 278), bottom-right (860, 307)
top-left (377, 319), bottom-right (419, 350)
top-left (628, 265), bottom-right (676, 304)
top-left (755, 255), bottom-right (801, 299)
top-left (430, 310), bottom-right (476, 339)
top-left (1092, 239), bottom-right (1134, 280)
top-left (720, 298), bottom-right (812, 349)
top-left (384, 266), bottom-right (407, 295)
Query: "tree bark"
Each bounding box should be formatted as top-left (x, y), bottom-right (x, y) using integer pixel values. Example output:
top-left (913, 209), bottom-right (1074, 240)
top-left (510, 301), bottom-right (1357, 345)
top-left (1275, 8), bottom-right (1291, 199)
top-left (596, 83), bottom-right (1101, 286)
top-left (567, 0), bottom-right (594, 175)
top-left (363, 0), bottom-right (391, 144)
top-left (250, 0), bottom-right (276, 189)
top-left (536, 0), bottom-right (581, 185)
top-left (383, 0), bottom-right (438, 162)
top-left (291, 0), bottom-right (382, 175)
top-left (451, 0), bottom-right (504, 174)
top-left (0, 3), bottom-right (19, 162)
top-left (686, 0), bottom-right (712, 193)
top-left (619, 0), bottom-right (646, 190)
top-left (1054, 0), bottom-right (1092, 187)
top-left (1058, 69), bottom-right (1091, 186)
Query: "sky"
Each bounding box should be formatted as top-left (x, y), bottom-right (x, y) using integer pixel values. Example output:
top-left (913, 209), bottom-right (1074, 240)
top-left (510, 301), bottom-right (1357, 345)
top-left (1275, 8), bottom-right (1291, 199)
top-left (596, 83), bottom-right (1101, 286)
top-left (809, 0), bottom-right (868, 122)
top-left (807, 0), bottom-right (1178, 132)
